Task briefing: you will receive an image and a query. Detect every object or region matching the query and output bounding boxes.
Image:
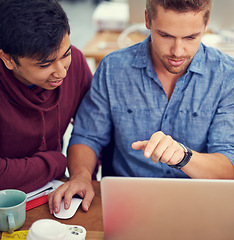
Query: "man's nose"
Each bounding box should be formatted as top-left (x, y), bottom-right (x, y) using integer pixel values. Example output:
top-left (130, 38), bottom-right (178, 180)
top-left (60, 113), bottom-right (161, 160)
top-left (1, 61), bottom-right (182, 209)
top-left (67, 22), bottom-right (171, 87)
top-left (170, 39), bottom-right (184, 57)
top-left (52, 61), bottom-right (67, 79)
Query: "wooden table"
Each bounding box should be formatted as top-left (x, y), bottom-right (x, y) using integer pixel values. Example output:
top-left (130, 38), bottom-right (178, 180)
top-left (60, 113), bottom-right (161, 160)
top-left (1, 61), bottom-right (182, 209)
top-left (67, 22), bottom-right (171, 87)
top-left (82, 30), bottom-right (148, 68)
top-left (0, 181), bottom-right (104, 240)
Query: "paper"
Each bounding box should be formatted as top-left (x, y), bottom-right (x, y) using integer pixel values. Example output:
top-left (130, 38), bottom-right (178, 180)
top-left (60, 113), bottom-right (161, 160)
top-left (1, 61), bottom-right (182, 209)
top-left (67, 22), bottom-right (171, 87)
top-left (26, 182), bottom-right (53, 202)
top-left (51, 179), bottom-right (64, 189)
top-left (1, 230), bottom-right (28, 240)
top-left (25, 180), bottom-right (64, 210)
top-left (26, 180), bottom-right (64, 202)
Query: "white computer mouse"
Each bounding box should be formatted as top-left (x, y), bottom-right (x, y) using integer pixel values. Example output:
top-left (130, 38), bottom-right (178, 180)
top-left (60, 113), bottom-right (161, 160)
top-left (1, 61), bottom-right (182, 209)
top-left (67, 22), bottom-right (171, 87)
top-left (53, 196), bottom-right (83, 219)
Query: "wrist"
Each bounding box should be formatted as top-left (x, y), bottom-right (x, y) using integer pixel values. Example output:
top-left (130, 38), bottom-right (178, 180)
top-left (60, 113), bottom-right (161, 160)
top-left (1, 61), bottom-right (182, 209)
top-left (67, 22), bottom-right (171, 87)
top-left (69, 168), bottom-right (93, 182)
top-left (168, 143), bottom-right (193, 170)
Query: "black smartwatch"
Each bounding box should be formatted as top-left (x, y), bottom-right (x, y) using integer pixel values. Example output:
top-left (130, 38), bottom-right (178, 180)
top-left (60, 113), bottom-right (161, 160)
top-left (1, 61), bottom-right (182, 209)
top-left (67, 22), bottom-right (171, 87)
top-left (168, 143), bottom-right (193, 170)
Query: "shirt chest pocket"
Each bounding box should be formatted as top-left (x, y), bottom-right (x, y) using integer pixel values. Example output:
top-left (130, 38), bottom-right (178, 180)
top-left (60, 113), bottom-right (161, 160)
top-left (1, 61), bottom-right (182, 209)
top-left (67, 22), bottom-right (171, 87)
top-left (173, 108), bottom-right (214, 150)
top-left (111, 107), bottom-right (161, 143)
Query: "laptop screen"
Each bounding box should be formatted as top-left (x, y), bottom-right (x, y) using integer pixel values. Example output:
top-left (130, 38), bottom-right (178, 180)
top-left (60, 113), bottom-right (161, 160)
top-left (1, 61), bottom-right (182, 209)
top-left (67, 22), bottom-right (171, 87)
top-left (101, 177), bottom-right (234, 240)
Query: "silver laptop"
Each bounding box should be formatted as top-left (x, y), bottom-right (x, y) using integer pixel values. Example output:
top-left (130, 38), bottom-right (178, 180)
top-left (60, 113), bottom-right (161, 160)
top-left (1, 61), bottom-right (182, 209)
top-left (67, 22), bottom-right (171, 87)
top-left (101, 177), bottom-right (234, 240)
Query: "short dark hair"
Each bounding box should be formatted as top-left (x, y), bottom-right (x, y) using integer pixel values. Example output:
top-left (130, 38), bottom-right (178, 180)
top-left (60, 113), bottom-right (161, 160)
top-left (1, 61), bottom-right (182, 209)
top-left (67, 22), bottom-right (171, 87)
top-left (0, 0), bottom-right (70, 65)
top-left (146, 0), bottom-right (212, 26)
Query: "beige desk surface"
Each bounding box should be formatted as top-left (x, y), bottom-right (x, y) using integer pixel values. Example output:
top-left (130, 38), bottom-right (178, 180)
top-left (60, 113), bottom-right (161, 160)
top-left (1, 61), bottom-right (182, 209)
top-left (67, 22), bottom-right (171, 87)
top-left (0, 181), bottom-right (104, 240)
top-left (82, 30), bottom-right (147, 68)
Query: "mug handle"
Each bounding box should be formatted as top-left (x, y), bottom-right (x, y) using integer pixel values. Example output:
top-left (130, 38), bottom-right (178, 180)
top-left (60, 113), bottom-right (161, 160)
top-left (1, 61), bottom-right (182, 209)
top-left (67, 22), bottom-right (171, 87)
top-left (7, 213), bottom-right (16, 233)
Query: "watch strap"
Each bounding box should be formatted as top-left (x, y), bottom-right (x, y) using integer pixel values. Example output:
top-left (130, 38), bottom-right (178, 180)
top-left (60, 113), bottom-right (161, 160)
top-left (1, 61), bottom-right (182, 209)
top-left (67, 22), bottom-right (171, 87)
top-left (168, 143), bottom-right (193, 170)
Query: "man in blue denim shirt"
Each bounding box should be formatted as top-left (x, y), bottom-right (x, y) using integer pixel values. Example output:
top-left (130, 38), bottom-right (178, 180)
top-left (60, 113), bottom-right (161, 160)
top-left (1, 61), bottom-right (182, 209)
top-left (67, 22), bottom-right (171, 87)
top-left (49, 0), bottom-right (234, 213)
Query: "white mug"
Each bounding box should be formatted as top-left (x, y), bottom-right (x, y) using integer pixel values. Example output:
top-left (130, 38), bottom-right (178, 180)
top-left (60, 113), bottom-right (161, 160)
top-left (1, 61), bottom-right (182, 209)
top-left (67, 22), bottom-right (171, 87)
top-left (27, 219), bottom-right (86, 240)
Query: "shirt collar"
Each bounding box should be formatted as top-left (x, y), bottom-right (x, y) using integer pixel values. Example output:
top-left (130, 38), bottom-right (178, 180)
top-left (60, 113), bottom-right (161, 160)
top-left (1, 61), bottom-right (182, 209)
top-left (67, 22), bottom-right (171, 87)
top-left (132, 35), bottom-right (151, 69)
top-left (132, 34), bottom-right (206, 76)
top-left (188, 43), bottom-right (206, 75)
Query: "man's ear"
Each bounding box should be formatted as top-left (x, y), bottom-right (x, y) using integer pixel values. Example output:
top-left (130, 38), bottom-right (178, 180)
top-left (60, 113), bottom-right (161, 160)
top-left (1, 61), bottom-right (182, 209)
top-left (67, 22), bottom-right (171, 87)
top-left (0, 50), bottom-right (15, 70)
top-left (204, 18), bottom-right (210, 33)
top-left (145, 9), bottom-right (151, 30)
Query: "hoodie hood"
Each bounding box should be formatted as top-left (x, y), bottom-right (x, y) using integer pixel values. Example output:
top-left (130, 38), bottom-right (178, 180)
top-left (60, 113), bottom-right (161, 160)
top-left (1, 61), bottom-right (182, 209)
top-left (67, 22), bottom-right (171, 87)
top-left (0, 60), bottom-right (62, 152)
top-left (0, 61), bottom-right (61, 111)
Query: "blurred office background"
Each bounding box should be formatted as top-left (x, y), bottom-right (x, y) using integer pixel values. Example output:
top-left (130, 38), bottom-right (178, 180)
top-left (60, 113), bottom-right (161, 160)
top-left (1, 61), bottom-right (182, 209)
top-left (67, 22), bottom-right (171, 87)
top-left (59, 0), bottom-right (97, 50)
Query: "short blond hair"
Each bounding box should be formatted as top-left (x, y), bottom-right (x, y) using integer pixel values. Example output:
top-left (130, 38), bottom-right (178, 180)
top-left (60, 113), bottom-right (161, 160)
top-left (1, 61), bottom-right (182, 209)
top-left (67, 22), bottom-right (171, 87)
top-left (146, 0), bottom-right (212, 26)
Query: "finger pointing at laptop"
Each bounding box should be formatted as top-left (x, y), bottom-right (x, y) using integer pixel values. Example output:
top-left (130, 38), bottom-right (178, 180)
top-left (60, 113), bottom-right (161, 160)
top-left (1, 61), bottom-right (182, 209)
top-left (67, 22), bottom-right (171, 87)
top-left (132, 131), bottom-right (186, 166)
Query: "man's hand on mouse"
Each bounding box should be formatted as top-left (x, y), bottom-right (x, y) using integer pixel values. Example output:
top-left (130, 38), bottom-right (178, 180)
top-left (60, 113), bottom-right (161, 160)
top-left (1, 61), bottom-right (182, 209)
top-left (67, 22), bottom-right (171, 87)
top-left (48, 176), bottom-right (95, 214)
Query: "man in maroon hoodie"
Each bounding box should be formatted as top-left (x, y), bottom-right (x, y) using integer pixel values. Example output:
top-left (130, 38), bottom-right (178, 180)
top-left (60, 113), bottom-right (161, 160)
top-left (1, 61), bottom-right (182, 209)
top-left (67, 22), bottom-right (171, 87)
top-left (0, 0), bottom-right (92, 193)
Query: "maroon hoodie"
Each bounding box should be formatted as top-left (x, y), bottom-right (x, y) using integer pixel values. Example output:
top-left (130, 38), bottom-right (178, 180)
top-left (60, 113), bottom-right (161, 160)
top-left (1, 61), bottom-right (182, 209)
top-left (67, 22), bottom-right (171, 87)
top-left (0, 46), bottom-right (92, 193)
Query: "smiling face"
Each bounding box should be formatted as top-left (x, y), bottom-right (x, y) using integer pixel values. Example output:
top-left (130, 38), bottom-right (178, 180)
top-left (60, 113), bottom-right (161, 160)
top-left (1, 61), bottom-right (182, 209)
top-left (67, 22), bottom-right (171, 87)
top-left (3, 33), bottom-right (71, 90)
top-left (145, 5), bottom-right (208, 76)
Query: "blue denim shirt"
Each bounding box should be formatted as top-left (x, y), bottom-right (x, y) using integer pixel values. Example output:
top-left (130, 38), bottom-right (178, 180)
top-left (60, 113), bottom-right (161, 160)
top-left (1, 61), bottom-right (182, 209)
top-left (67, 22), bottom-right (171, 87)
top-left (70, 35), bottom-right (234, 178)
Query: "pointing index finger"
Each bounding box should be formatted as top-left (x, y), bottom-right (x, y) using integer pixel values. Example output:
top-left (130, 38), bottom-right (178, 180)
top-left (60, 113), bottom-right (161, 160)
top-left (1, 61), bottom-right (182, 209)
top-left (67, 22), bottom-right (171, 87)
top-left (131, 141), bottom-right (148, 150)
top-left (144, 132), bottom-right (162, 158)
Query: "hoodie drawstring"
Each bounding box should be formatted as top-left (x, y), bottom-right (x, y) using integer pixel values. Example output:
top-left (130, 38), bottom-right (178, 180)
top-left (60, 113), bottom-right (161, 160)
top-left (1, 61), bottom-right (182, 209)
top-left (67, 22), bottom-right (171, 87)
top-left (38, 105), bottom-right (62, 152)
top-left (57, 105), bottom-right (62, 152)
top-left (39, 111), bottom-right (47, 151)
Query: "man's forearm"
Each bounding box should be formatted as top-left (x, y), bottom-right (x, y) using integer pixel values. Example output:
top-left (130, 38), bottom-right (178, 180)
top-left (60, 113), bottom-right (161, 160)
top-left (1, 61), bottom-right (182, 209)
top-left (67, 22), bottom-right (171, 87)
top-left (67, 144), bottom-right (97, 181)
top-left (182, 152), bottom-right (234, 179)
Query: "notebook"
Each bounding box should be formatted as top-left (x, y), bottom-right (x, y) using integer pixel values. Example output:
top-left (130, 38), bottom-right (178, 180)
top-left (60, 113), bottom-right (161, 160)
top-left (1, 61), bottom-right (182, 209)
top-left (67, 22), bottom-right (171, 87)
top-left (101, 177), bottom-right (234, 240)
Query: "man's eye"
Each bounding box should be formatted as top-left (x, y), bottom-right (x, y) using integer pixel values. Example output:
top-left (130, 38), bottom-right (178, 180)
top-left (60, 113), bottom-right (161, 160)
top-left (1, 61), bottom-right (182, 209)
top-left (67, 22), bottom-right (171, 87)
top-left (62, 51), bottom-right (71, 58)
top-left (186, 36), bottom-right (196, 40)
top-left (40, 63), bottom-right (51, 68)
top-left (161, 34), bottom-right (171, 38)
